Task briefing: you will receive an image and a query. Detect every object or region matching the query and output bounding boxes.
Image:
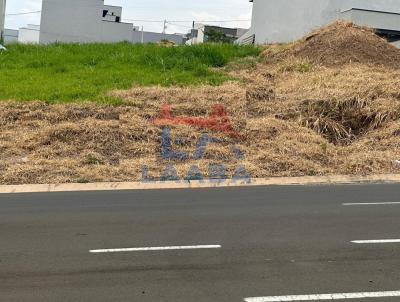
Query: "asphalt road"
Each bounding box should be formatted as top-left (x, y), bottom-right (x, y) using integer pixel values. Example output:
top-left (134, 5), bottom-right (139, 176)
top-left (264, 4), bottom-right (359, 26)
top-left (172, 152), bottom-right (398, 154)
top-left (1, 184), bottom-right (400, 302)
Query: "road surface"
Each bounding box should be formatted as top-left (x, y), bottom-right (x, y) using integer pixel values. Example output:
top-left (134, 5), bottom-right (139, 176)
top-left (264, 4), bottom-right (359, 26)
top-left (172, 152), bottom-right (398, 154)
top-left (1, 184), bottom-right (400, 301)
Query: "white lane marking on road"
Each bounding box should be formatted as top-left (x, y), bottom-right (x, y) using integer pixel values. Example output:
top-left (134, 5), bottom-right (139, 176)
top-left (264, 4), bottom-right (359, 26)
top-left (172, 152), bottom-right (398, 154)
top-left (89, 245), bottom-right (221, 253)
top-left (351, 239), bottom-right (400, 244)
top-left (343, 202), bottom-right (400, 206)
top-left (244, 290), bottom-right (400, 301)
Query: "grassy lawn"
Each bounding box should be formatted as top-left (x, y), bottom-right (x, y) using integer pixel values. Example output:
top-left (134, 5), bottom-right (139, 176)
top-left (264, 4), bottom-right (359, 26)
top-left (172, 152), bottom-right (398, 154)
top-left (0, 43), bottom-right (260, 104)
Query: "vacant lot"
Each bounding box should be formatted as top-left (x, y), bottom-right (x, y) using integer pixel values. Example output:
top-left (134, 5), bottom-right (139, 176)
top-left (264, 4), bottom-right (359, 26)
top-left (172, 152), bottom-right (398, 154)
top-left (1, 22), bottom-right (400, 185)
top-left (0, 43), bottom-right (260, 103)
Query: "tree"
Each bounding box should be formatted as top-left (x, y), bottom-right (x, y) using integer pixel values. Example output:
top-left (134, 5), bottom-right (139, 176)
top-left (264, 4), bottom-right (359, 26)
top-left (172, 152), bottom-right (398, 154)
top-left (205, 29), bottom-right (233, 44)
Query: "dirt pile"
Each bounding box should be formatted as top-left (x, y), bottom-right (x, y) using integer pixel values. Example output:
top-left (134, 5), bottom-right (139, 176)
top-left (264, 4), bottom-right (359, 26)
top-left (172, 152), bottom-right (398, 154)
top-left (265, 21), bottom-right (400, 68)
top-left (256, 23), bottom-right (400, 144)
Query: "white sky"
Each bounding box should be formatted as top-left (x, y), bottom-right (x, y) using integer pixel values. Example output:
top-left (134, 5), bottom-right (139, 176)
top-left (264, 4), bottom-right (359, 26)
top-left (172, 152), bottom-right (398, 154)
top-left (5, 0), bottom-right (253, 34)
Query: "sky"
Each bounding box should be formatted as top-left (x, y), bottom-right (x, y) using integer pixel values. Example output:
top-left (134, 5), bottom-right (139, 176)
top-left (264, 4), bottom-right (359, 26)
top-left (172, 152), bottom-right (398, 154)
top-left (5, 0), bottom-right (253, 34)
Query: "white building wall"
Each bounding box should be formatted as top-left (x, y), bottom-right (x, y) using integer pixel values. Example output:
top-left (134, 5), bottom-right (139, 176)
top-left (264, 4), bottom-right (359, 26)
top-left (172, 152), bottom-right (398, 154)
top-left (39, 0), bottom-right (139, 44)
top-left (249, 0), bottom-right (400, 44)
top-left (100, 21), bottom-right (132, 42)
top-left (341, 9), bottom-right (400, 32)
top-left (26, 24), bottom-right (40, 30)
top-left (254, 0), bottom-right (344, 44)
top-left (18, 27), bottom-right (40, 44)
top-left (235, 27), bottom-right (255, 45)
top-left (186, 23), bottom-right (206, 45)
top-left (40, 0), bottom-right (104, 43)
top-left (195, 24), bottom-right (205, 44)
top-left (132, 30), bottom-right (184, 44)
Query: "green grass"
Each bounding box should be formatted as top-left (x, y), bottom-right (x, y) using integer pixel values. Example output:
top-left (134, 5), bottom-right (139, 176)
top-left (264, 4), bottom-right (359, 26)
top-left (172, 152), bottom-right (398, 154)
top-left (0, 43), bottom-right (260, 104)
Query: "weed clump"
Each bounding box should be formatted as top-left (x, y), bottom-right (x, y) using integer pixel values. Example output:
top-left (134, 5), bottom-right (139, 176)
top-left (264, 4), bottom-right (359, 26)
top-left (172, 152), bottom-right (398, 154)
top-left (295, 99), bottom-right (398, 144)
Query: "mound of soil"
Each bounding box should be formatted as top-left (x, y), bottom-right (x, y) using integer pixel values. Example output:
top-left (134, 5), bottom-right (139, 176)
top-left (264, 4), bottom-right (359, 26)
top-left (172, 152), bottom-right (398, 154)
top-left (276, 21), bottom-right (400, 68)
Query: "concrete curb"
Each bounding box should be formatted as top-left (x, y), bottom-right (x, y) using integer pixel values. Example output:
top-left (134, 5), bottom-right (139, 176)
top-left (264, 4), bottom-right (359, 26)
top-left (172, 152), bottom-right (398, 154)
top-left (1, 174), bottom-right (400, 194)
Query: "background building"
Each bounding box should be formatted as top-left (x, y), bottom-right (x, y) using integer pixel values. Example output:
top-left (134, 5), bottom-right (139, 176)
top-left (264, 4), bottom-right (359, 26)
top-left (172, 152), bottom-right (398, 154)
top-left (132, 29), bottom-right (185, 44)
top-left (18, 24), bottom-right (40, 44)
top-left (36, 0), bottom-right (185, 45)
top-left (187, 23), bottom-right (248, 44)
top-left (40, 0), bottom-right (131, 43)
top-left (238, 0), bottom-right (400, 46)
top-left (1, 0), bottom-right (220, 46)
top-left (2, 0), bottom-right (185, 45)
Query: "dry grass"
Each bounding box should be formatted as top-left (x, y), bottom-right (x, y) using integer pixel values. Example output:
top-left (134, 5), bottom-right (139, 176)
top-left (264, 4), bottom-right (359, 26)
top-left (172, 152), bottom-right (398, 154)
top-left (1, 22), bottom-right (400, 184)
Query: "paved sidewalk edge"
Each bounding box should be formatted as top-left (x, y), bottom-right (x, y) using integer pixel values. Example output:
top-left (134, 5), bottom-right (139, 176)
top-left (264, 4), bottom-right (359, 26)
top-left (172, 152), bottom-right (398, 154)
top-left (1, 174), bottom-right (400, 194)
